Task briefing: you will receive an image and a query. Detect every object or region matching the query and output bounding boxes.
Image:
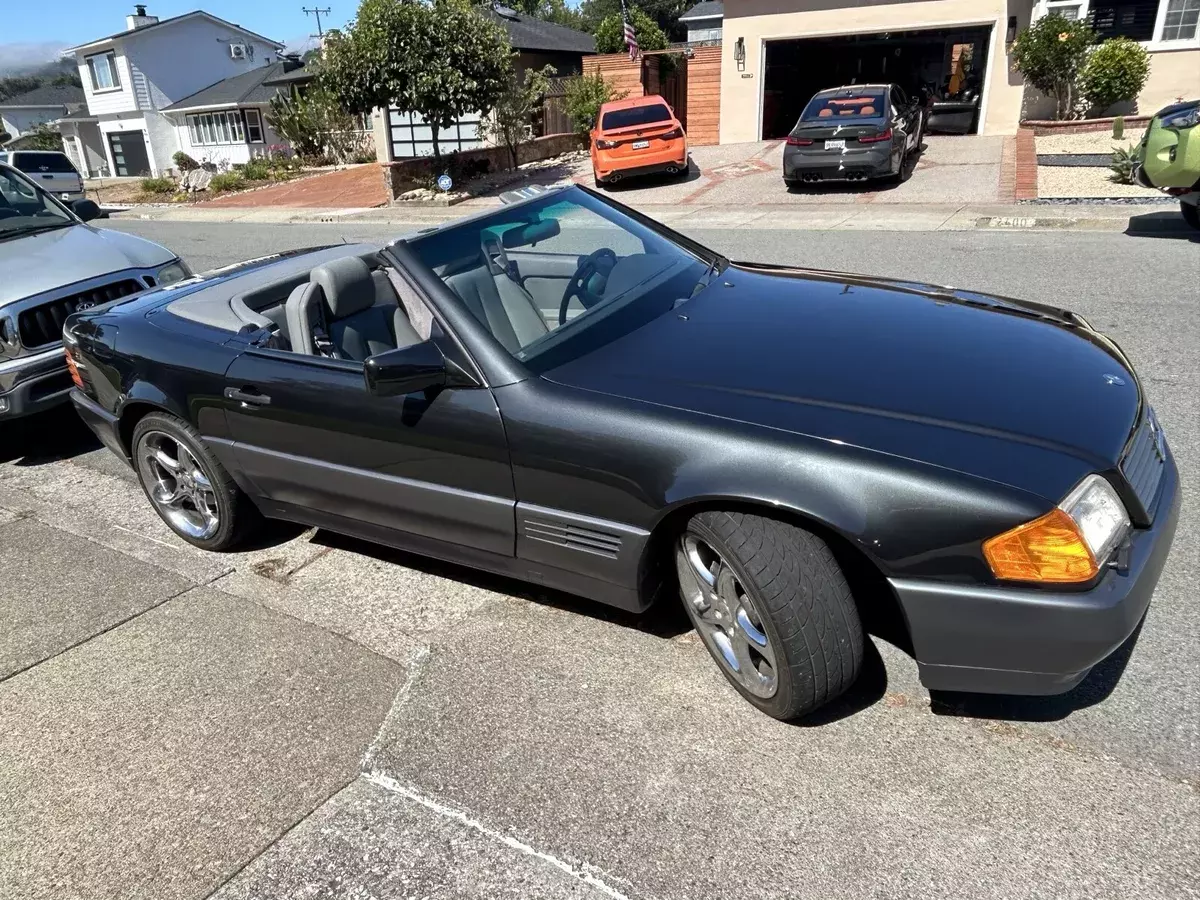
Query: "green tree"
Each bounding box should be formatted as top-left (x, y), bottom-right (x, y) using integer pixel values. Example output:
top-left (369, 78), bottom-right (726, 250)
top-left (25, 122), bottom-right (64, 152)
top-left (322, 0), bottom-right (512, 159)
top-left (1081, 38), bottom-right (1151, 114)
top-left (562, 71), bottom-right (627, 133)
top-left (1011, 13), bottom-right (1097, 119)
top-left (505, 0), bottom-right (584, 28)
top-left (594, 7), bottom-right (667, 54)
top-left (484, 64), bottom-right (556, 168)
top-left (0, 76), bottom-right (41, 103)
top-left (579, 0), bottom-right (689, 41)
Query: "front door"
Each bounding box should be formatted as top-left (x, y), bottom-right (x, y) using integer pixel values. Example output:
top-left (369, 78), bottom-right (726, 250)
top-left (220, 342), bottom-right (516, 558)
top-left (107, 130), bottom-right (150, 177)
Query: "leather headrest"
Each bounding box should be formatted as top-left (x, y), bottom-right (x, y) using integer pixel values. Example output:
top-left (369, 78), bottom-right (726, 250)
top-left (310, 256), bottom-right (375, 319)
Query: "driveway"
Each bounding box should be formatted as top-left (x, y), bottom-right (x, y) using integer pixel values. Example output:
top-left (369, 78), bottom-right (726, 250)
top-left (2, 221), bottom-right (1196, 900)
top-left (462, 134), bottom-right (1009, 210)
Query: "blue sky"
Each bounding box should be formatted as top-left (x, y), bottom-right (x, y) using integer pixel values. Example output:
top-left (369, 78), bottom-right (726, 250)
top-left (3, 1), bottom-right (352, 68)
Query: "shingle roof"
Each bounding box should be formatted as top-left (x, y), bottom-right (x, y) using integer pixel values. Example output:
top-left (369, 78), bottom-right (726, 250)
top-left (679, 1), bottom-right (723, 22)
top-left (62, 11), bottom-right (283, 53)
top-left (486, 7), bottom-right (596, 54)
top-left (162, 61), bottom-right (297, 112)
top-left (0, 83), bottom-right (86, 108)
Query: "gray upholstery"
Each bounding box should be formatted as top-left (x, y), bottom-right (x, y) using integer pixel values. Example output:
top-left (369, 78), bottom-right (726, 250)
top-left (445, 267), bottom-right (548, 354)
top-left (284, 257), bottom-right (421, 360)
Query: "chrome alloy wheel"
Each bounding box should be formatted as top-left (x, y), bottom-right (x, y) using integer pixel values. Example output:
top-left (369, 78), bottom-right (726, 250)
top-left (137, 431), bottom-right (219, 540)
top-left (675, 534), bottom-right (779, 699)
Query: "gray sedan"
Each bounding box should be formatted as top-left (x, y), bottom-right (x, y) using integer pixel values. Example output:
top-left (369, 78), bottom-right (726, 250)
top-left (0, 161), bottom-right (189, 420)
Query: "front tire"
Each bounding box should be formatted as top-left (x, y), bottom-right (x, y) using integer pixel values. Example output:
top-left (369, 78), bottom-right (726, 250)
top-left (675, 510), bottom-right (864, 720)
top-left (1181, 199), bottom-right (1200, 230)
top-left (132, 412), bottom-right (257, 551)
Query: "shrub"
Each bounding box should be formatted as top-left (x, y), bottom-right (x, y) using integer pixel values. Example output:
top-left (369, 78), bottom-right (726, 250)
top-left (267, 85), bottom-right (361, 163)
top-left (1113, 115), bottom-right (1125, 139)
top-left (172, 151), bottom-right (199, 172)
top-left (1011, 13), bottom-right (1097, 120)
top-left (351, 146), bottom-right (378, 164)
top-left (25, 122), bottom-right (64, 152)
top-left (483, 64), bottom-right (556, 168)
top-left (208, 172), bottom-right (245, 193)
top-left (240, 158), bottom-right (272, 180)
top-left (1109, 142), bottom-right (1140, 184)
top-left (140, 176), bottom-right (174, 194)
top-left (1081, 38), bottom-right (1151, 114)
top-left (563, 72), bottom-right (627, 134)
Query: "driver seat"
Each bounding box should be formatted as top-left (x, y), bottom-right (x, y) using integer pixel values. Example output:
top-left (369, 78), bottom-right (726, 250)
top-left (444, 264), bottom-right (548, 354)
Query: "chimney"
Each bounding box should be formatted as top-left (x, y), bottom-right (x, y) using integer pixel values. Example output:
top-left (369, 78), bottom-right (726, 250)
top-left (126, 5), bottom-right (159, 29)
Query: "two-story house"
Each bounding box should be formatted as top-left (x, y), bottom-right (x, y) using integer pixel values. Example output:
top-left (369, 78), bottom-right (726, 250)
top-left (0, 84), bottom-right (86, 141)
top-left (58, 6), bottom-right (285, 178)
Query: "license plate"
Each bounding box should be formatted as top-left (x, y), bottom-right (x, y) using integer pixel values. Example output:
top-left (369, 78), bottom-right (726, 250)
top-left (632, 140), bottom-right (650, 149)
top-left (825, 139), bottom-right (845, 150)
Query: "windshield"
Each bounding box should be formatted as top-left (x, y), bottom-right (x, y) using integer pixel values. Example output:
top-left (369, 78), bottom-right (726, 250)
top-left (0, 165), bottom-right (74, 238)
top-left (601, 104), bottom-right (672, 131)
top-left (799, 90), bottom-right (888, 122)
top-left (407, 188), bottom-right (718, 372)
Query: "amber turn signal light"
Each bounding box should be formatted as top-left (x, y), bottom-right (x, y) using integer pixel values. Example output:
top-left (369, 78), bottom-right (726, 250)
top-left (64, 349), bottom-right (84, 389)
top-left (982, 508), bottom-right (1098, 584)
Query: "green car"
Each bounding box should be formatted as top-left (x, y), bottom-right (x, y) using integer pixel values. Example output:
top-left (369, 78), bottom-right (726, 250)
top-left (1134, 99), bottom-right (1200, 230)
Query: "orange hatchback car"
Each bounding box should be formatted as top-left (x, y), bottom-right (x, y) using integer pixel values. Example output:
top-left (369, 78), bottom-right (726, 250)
top-left (591, 95), bottom-right (688, 186)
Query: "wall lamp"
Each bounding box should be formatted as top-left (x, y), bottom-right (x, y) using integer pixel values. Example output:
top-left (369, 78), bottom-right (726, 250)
top-left (1007, 16), bottom-right (1018, 43)
top-left (734, 37), bottom-right (746, 71)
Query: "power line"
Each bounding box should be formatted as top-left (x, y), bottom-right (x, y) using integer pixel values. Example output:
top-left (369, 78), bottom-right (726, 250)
top-left (303, 6), bottom-right (332, 37)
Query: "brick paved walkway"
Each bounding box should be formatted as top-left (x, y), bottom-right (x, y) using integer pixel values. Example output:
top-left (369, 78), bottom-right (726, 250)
top-left (201, 164), bottom-right (387, 208)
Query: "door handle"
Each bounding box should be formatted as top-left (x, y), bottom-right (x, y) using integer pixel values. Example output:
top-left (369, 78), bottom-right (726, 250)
top-left (225, 386), bottom-right (271, 406)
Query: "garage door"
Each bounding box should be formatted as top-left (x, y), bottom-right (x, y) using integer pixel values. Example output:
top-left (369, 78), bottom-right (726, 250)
top-left (107, 130), bottom-right (151, 177)
top-left (761, 26), bottom-right (992, 139)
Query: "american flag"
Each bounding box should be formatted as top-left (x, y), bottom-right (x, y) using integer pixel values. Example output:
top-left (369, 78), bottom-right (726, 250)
top-left (620, 0), bottom-right (640, 61)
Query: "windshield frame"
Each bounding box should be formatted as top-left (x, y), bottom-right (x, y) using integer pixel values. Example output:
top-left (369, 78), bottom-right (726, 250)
top-left (389, 185), bottom-right (726, 388)
top-left (0, 163), bottom-right (79, 238)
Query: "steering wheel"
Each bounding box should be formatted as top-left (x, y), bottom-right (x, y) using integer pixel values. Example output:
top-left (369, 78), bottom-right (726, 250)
top-left (558, 248), bottom-right (617, 326)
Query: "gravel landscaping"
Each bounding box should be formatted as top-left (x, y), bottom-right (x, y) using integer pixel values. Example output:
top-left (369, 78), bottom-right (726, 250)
top-left (1037, 165), bottom-right (1162, 198)
top-left (1036, 128), bottom-right (1145, 155)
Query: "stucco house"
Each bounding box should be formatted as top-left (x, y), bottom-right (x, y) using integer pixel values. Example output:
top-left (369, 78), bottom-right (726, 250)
top-left (0, 84), bottom-right (85, 140)
top-left (715, 0), bottom-right (1200, 143)
top-left (58, 6), bottom-right (285, 177)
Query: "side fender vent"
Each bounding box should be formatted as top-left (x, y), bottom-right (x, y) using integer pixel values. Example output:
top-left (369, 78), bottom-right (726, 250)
top-left (525, 518), bottom-right (622, 559)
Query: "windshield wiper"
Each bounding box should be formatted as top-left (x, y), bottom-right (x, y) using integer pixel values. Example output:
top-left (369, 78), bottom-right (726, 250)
top-left (691, 253), bottom-right (727, 297)
top-left (0, 220), bottom-right (72, 242)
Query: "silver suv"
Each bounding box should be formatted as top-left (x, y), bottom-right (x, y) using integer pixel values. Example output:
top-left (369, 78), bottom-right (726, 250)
top-left (0, 150), bottom-right (85, 203)
top-left (0, 161), bottom-right (189, 420)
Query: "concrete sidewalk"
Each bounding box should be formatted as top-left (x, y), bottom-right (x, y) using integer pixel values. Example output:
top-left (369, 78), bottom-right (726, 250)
top-left (112, 199), bottom-right (1188, 234)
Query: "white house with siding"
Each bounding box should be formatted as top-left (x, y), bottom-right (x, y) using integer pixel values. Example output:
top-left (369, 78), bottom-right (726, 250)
top-left (58, 6), bottom-right (285, 177)
top-left (0, 84), bottom-right (86, 140)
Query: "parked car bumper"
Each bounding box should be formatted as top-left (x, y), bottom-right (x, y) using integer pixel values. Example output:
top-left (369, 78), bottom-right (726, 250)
top-left (891, 450), bottom-right (1180, 696)
top-left (596, 144), bottom-right (688, 182)
top-left (783, 145), bottom-right (894, 183)
top-left (0, 347), bottom-right (74, 419)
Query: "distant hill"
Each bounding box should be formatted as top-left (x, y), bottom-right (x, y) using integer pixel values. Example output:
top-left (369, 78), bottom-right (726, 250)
top-left (0, 56), bottom-right (81, 103)
top-left (0, 43), bottom-right (72, 78)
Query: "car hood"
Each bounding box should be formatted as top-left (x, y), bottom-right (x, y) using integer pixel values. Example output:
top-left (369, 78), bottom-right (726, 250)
top-left (0, 223), bottom-right (176, 307)
top-left (545, 264), bottom-right (1142, 502)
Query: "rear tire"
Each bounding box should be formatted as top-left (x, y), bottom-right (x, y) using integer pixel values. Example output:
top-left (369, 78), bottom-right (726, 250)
top-left (675, 510), bottom-right (864, 720)
top-left (131, 412), bottom-right (259, 552)
top-left (1181, 200), bottom-right (1200, 230)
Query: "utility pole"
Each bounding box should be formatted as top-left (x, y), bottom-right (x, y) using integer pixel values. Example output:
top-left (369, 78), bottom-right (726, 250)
top-left (303, 6), bottom-right (332, 36)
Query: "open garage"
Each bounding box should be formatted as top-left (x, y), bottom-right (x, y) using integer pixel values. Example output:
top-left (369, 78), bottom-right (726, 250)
top-left (760, 26), bottom-right (994, 139)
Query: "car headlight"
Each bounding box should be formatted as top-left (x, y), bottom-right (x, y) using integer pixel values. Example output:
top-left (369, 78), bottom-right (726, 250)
top-left (983, 474), bottom-right (1131, 584)
top-left (1161, 102), bottom-right (1200, 131)
top-left (155, 261), bottom-right (191, 286)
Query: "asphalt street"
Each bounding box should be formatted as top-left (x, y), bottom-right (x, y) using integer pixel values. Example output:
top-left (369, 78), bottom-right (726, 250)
top-left (1, 219), bottom-right (1197, 900)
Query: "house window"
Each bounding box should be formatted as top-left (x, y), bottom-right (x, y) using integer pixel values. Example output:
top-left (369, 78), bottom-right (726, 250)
top-left (1047, 1), bottom-right (1084, 18)
top-left (244, 109), bottom-right (264, 143)
top-left (1161, 0), bottom-right (1200, 39)
top-left (1088, 0), bottom-right (1160, 40)
top-left (86, 51), bottom-right (120, 91)
top-left (187, 110), bottom-right (251, 146)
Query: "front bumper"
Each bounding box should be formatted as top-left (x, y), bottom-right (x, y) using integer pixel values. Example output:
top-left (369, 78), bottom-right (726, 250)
top-left (0, 347), bottom-right (73, 419)
top-left (784, 145), bottom-right (893, 182)
top-left (891, 451), bottom-right (1180, 696)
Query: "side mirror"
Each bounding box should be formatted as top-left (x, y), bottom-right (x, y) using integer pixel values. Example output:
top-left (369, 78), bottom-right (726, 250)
top-left (72, 199), bottom-right (101, 222)
top-left (364, 340), bottom-right (448, 397)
